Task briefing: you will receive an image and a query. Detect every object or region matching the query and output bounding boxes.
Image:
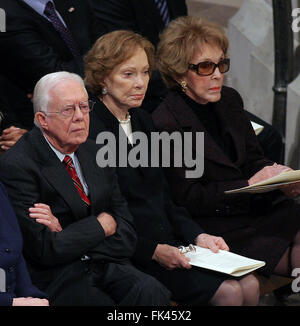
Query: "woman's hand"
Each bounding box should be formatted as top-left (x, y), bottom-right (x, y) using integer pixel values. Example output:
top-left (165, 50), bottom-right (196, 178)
top-left (195, 233), bottom-right (229, 253)
top-left (248, 163), bottom-right (300, 197)
top-left (279, 182), bottom-right (300, 198)
top-left (152, 244), bottom-right (191, 270)
top-left (29, 203), bottom-right (62, 232)
top-left (12, 297), bottom-right (49, 306)
top-left (248, 163), bottom-right (291, 186)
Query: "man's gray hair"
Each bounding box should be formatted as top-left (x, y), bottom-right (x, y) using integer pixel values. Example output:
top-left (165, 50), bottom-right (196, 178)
top-left (33, 71), bottom-right (86, 127)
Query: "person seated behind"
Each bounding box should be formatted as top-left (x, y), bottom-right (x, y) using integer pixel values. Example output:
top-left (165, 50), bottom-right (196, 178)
top-left (152, 16), bottom-right (300, 280)
top-left (85, 30), bottom-right (260, 306)
top-left (0, 71), bottom-right (171, 306)
top-left (0, 0), bottom-right (105, 149)
top-left (0, 181), bottom-right (49, 306)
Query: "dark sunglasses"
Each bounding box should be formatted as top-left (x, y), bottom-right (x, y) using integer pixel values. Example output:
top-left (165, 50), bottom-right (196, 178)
top-left (188, 58), bottom-right (230, 76)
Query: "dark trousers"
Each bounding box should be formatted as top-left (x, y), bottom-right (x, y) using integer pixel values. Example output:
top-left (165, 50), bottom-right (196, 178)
top-left (44, 260), bottom-right (171, 306)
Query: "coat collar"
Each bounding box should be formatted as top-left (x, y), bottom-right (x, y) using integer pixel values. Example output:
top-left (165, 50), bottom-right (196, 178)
top-left (163, 88), bottom-right (244, 169)
top-left (90, 96), bottom-right (154, 177)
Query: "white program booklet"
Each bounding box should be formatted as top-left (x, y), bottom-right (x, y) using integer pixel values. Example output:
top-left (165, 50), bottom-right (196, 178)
top-left (183, 246), bottom-right (265, 277)
top-left (225, 169), bottom-right (300, 194)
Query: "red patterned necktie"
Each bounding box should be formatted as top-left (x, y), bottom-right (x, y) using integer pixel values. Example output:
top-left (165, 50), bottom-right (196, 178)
top-left (63, 155), bottom-right (91, 206)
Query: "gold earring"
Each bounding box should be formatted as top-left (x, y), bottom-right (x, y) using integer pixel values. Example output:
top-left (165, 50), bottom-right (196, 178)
top-left (180, 80), bottom-right (187, 93)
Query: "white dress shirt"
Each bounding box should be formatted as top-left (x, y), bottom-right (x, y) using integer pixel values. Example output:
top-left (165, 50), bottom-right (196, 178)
top-left (43, 133), bottom-right (89, 195)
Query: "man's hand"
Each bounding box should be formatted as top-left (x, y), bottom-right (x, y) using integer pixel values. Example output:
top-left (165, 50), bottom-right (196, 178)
top-left (152, 244), bottom-right (191, 270)
top-left (0, 126), bottom-right (28, 151)
top-left (195, 233), bottom-right (229, 253)
top-left (29, 203), bottom-right (62, 232)
top-left (97, 212), bottom-right (117, 237)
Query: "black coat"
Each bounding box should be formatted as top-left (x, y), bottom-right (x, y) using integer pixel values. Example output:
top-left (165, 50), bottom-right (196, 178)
top-left (88, 94), bottom-right (203, 268)
top-left (0, 127), bottom-right (137, 288)
top-left (152, 87), bottom-right (300, 275)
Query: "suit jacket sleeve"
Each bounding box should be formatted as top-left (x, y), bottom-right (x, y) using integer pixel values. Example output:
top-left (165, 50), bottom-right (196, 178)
top-left (88, 169), bottom-right (138, 261)
top-left (0, 254), bottom-right (47, 306)
top-left (14, 255), bottom-right (48, 299)
top-left (162, 177), bottom-right (205, 242)
top-left (132, 179), bottom-right (204, 266)
top-left (0, 155), bottom-right (107, 266)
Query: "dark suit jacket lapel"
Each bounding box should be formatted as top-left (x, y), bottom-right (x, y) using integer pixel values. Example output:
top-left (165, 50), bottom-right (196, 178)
top-left (54, 0), bottom-right (91, 52)
top-left (142, 0), bottom-right (165, 31)
top-left (30, 128), bottom-right (88, 220)
top-left (165, 91), bottom-right (238, 169)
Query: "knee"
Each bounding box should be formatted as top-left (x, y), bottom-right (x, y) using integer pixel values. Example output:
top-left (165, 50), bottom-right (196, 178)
top-left (133, 274), bottom-right (171, 305)
top-left (240, 274), bottom-right (260, 306)
top-left (211, 280), bottom-right (243, 306)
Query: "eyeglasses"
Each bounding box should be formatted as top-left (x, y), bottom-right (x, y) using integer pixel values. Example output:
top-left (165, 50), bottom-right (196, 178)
top-left (41, 100), bottom-right (95, 118)
top-left (188, 58), bottom-right (230, 76)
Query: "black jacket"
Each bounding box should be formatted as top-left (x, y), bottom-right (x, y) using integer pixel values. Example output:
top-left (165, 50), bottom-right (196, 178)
top-left (88, 94), bottom-right (204, 268)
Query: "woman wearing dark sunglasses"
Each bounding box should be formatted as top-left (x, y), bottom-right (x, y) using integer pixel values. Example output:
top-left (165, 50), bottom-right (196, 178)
top-left (152, 16), bottom-right (300, 281)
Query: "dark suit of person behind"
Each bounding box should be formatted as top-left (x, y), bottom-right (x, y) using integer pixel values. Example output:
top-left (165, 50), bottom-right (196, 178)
top-left (0, 182), bottom-right (48, 306)
top-left (0, 0), bottom-right (104, 130)
top-left (88, 0), bottom-right (187, 113)
top-left (0, 72), bottom-right (170, 306)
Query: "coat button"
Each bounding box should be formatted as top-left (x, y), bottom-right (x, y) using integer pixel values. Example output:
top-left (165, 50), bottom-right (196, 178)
top-left (5, 248), bottom-right (11, 253)
top-left (8, 267), bottom-right (14, 273)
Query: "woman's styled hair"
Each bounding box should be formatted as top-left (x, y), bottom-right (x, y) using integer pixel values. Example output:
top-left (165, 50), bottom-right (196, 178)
top-left (157, 16), bottom-right (229, 89)
top-left (84, 30), bottom-right (155, 97)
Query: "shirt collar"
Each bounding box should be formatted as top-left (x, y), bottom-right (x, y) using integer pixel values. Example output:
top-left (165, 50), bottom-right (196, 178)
top-left (42, 132), bottom-right (75, 162)
top-left (22, 0), bottom-right (54, 17)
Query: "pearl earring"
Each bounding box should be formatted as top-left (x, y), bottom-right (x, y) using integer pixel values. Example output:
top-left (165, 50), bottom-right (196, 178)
top-left (102, 87), bottom-right (108, 95)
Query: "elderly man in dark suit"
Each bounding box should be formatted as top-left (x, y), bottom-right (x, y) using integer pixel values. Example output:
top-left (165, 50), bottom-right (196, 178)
top-left (0, 0), bottom-right (104, 148)
top-left (0, 71), bottom-right (170, 306)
